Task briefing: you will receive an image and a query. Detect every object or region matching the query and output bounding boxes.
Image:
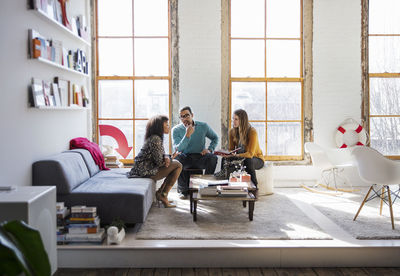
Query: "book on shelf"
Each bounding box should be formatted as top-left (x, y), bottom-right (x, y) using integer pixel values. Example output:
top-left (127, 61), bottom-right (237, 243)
top-left (81, 85), bottom-right (89, 107)
top-left (61, 47), bottom-right (68, 67)
top-left (51, 82), bottom-right (61, 106)
top-left (29, 29), bottom-right (46, 59)
top-left (32, 38), bottom-right (41, 58)
top-left (52, 40), bottom-right (63, 65)
top-left (42, 81), bottom-right (51, 106)
top-left (214, 148), bottom-right (241, 156)
top-left (31, 78), bottom-right (45, 107)
top-left (54, 77), bottom-right (70, 107)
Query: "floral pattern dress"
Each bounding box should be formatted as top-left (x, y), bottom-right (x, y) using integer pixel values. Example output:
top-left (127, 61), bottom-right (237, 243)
top-left (128, 135), bottom-right (165, 178)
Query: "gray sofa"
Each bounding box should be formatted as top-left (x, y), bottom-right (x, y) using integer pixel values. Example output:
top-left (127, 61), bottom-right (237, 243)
top-left (32, 149), bottom-right (155, 224)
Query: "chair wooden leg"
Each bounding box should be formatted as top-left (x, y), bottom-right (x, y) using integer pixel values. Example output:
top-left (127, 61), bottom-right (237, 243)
top-left (387, 186), bottom-right (395, 230)
top-left (380, 187), bottom-right (384, 216)
top-left (354, 185), bottom-right (374, 221)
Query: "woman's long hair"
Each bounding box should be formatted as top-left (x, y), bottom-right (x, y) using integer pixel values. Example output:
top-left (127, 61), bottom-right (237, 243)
top-left (145, 115), bottom-right (169, 141)
top-left (232, 109), bottom-right (251, 146)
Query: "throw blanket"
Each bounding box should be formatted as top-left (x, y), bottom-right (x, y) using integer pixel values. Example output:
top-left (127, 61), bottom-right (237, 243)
top-left (70, 137), bottom-right (109, 170)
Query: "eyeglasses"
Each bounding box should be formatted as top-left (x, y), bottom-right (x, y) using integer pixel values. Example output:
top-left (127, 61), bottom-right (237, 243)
top-left (179, 114), bottom-right (190, 119)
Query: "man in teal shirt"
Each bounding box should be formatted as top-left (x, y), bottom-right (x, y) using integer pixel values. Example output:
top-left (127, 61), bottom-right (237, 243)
top-left (172, 106), bottom-right (219, 198)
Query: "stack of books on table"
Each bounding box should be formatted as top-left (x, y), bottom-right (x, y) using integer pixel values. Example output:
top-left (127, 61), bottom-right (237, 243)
top-left (65, 206), bottom-right (105, 244)
top-left (104, 155), bottom-right (122, 168)
top-left (217, 185), bottom-right (248, 197)
top-left (199, 186), bottom-right (218, 196)
top-left (56, 202), bottom-right (69, 244)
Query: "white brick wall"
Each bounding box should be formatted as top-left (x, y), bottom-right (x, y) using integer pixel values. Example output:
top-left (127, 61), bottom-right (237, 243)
top-left (178, 0), bottom-right (222, 144)
top-left (313, 0), bottom-right (362, 148)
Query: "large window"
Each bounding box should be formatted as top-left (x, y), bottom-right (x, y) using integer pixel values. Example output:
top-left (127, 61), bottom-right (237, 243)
top-left (229, 0), bottom-right (303, 160)
top-left (368, 0), bottom-right (400, 156)
top-left (95, 0), bottom-right (171, 161)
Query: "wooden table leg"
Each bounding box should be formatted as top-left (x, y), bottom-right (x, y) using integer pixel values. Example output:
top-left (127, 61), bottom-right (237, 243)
top-left (242, 201), bottom-right (246, 207)
top-left (193, 200), bottom-right (197, 221)
top-left (190, 191), bottom-right (193, 213)
top-left (387, 186), bottom-right (395, 230)
top-left (249, 201), bottom-right (254, 221)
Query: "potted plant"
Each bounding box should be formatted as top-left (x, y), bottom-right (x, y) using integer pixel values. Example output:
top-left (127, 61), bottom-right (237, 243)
top-left (106, 218), bottom-right (126, 245)
top-left (0, 220), bottom-right (51, 276)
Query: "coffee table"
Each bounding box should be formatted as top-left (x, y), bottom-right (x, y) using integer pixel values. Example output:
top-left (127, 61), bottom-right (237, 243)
top-left (189, 174), bottom-right (257, 221)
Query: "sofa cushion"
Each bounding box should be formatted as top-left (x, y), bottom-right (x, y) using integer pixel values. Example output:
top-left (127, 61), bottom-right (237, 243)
top-left (67, 149), bottom-right (100, 177)
top-left (58, 168), bottom-right (154, 223)
top-left (32, 152), bottom-right (90, 194)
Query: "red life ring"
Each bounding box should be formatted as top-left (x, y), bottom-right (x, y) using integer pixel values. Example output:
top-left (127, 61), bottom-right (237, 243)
top-left (335, 123), bottom-right (367, 148)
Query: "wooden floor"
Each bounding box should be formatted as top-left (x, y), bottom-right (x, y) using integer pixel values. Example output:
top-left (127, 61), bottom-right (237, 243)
top-left (54, 267), bottom-right (400, 276)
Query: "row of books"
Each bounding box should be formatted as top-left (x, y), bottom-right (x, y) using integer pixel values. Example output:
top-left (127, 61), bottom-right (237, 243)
top-left (199, 185), bottom-right (249, 197)
top-left (30, 77), bottom-right (89, 108)
top-left (29, 29), bottom-right (89, 75)
top-left (31, 0), bottom-right (89, 40)
top-left (56, 203), bottom-right (105, 244)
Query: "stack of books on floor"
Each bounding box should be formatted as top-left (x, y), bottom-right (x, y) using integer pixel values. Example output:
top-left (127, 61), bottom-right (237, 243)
top-left (56, 202), bottom-right (69, 244)
top-left (217, 185), bottom-right (248, 197)
top-left (64, 206), bottom-right (105, 244)
top-left (104, 155), bottom-right (122, 168)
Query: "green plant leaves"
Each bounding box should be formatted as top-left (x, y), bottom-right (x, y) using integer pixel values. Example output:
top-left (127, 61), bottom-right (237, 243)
top-left (0, 220), bottom-right (51, 276)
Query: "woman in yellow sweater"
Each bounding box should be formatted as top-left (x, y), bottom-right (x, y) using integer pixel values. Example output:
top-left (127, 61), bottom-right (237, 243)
top-left (226, 109), bottom-right (265, 186)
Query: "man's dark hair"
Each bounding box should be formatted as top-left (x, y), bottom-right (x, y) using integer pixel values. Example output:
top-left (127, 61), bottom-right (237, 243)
top-left (180, 106), bottom-right (192, 115)
top-left (145, 115), bottom-right (169, 141)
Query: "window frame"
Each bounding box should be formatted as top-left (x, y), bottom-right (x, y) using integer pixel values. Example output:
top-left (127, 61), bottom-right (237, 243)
top-left (227, 0), bottom-right (306, 161)
top-left (362, 0), bottom-right (400, 159)
top-left (94, 0), bottom-right (173, 161)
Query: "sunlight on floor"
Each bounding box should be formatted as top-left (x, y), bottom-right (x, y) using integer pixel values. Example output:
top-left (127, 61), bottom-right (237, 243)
top-left (281, 223), bottom-right (328, 238)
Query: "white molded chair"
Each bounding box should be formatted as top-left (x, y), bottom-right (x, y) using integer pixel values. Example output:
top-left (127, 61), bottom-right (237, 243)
top-left (352, 146), bottom-right (400, 229)
top-left (305, 142), bottom-right (353, 192)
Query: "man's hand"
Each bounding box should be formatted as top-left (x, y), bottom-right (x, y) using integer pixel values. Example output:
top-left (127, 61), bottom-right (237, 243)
top-left (164, 157), bottom-right (171, 167)
top-left (201, 149), bottom-right (210, 156)
top-left (185, 125), bottom-right (195, 138)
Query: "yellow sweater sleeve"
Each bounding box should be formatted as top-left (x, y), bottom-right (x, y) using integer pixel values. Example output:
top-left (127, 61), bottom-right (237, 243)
top-left (237, 128), bottom-right (264, 160)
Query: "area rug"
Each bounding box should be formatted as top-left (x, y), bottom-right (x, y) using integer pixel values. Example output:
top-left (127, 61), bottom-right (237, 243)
top-left (134, 191), bottom-right (331, 240)
top-left (307, 187), bottom-right (400, 240)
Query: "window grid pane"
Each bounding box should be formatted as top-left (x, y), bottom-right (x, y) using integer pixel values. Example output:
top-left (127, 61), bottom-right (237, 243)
top-left (230, 0), bottom-right (303, 160)
top-left (96, 0), bottom-right (171, 158)
top-left (369, 1), bottom-right (400, 156)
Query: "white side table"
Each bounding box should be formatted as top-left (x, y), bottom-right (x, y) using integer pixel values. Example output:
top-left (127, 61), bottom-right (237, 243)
top-left (0, 186), bottom-right (57, 274)
top-left (257, 162), bottom-right (274, 196)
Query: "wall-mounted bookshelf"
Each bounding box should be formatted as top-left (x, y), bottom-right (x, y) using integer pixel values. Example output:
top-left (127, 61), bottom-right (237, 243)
top-left (28, 0), bottom-right (91, 111)
top-left (33, 105), bottom-right (90, 110)
top-left (35, 57), bottom-right (89, 78)
top-left (32, 8), bottom-right (91, 47)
